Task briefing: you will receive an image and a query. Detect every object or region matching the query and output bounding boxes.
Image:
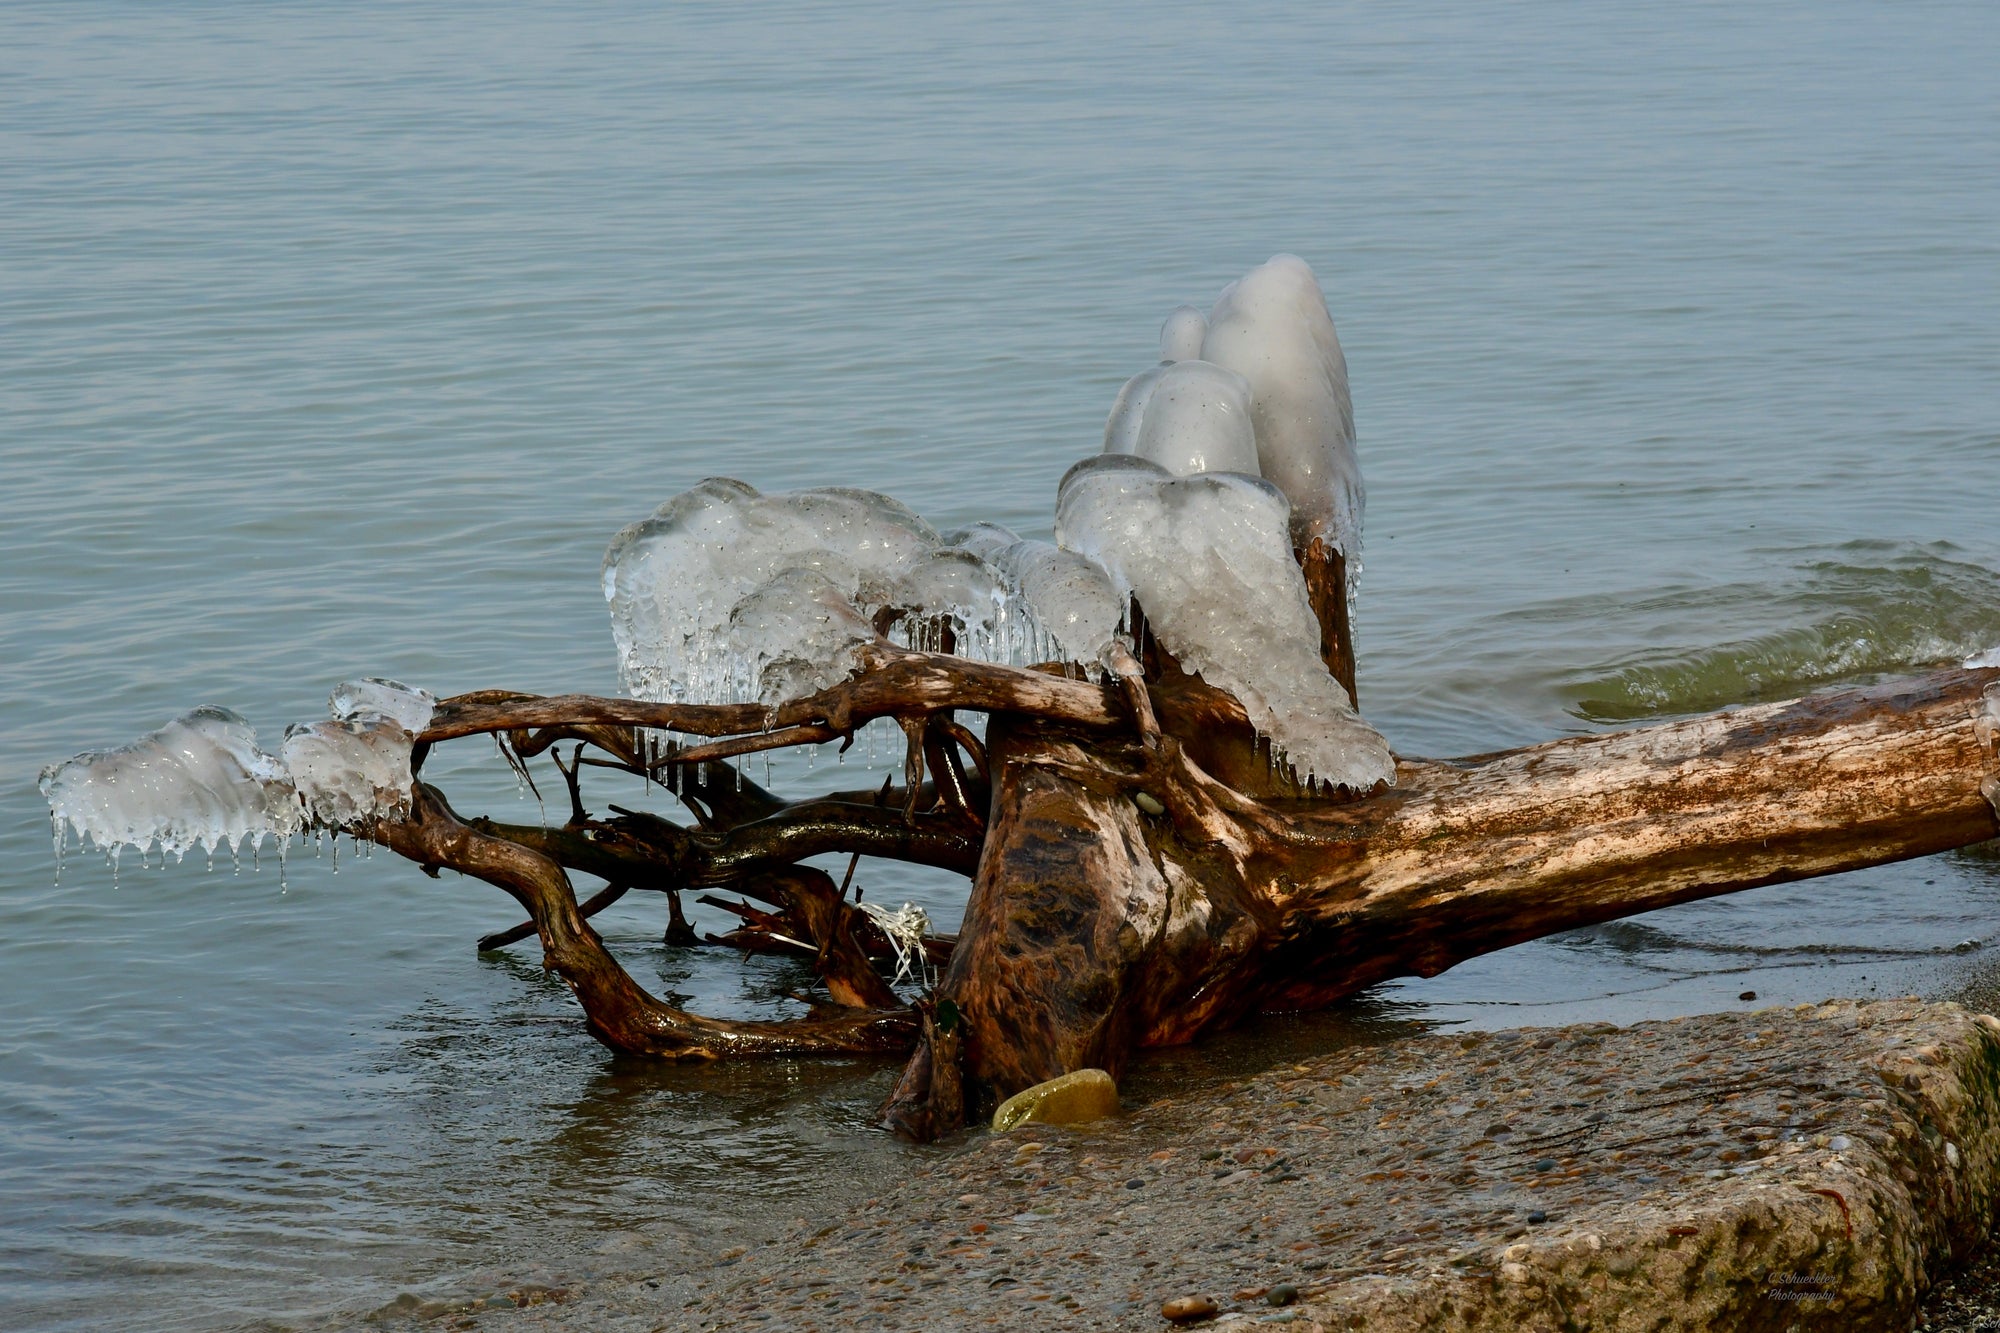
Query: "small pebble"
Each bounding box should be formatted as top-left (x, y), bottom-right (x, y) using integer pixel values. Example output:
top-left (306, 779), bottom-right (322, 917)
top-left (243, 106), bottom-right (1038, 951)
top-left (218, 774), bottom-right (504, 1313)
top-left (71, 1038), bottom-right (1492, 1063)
top-left (1740, 991), bottom-right (1758, 1001)
top-left (1162, 1293), bottom-right (1218, 1322)
top-left (1527, 1210), bottom-right (1547, 1225)
top-left (1267, 1283), bottom-right (1299, 1306)
top-left (1534, 1158), bottom-right (1558, 1172)
top-left (1125, 1178), bottom-right (1145, 1190)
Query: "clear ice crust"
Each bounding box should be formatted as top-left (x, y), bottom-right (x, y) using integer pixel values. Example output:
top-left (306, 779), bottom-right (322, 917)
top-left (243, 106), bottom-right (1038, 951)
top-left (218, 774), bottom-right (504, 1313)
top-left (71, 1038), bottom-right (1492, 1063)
top-left (42, 681), bottom-right (432, 872)
top-left (602, 480), bottom-right (1125, 706)
top-left (39, 706), bottom-right (301, 867)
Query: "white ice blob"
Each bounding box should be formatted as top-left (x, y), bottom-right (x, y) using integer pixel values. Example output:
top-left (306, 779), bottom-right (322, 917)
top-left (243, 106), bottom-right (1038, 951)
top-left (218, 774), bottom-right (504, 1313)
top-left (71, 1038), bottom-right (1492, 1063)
top-left (1056, 455), bottom-right (1392, 792)
top-left (992, 538), bottom-right (1124, 666)
top-left (1160, 305), bottom-right (1208, 362)
top-left (725, 567), bottom-right (877, 705)
top-left (1103, 363), bottom-right (1168, 455)
top-left (603, 479), bottom-right (938, 704)
top-left (1132, 359), bottom-right (1261, 477)
top-left (1201, 254), bottom-right (1360, 556)
top-left (39, 705), bottom-right (301, 864)
top-left (280, 718), bottom-right (417, 831)
top-left (1966, 645), bottom-right (2000, 669)
top-left (329, 677), bottom-right (436, 733)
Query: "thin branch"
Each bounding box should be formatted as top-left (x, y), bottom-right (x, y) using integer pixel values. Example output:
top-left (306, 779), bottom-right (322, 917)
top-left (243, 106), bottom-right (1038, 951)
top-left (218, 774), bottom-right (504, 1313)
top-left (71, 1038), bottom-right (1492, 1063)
top-left (420, 645), bottom-right (1124, 746)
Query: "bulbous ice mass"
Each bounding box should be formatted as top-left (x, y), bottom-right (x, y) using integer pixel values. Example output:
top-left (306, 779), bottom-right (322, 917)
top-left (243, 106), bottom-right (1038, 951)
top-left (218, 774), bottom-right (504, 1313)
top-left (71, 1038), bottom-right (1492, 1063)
top-left (991, 538), bottom-right (1124, 666)
top-left (329, 678), bottom-right (436, 733)
top-left (606, 481), bottom-right (1121, 704)
top-left (602, 479), bottom-right (939, 704)
top-left (281, 718), bottom-right (418, 830)
top-left (39, 705), bottom-right (301, 862)
top-left (1055, 456), bottom-right (1392, 792)
top-left (1104, 306), bottom-right (1216, 454)
top-left (1201, 254), bottom-right (1360, 555)
top-left (1103, 363), bottom-right (1168, 456)
top-left (1132, 360), bottom-right (1260, 477)
top-left (721, 568), bottom-right (876, 706)
top-left (42, 683), bottom-right (438, 869)
top-left (1160, 305), bottom-right (1208, 361)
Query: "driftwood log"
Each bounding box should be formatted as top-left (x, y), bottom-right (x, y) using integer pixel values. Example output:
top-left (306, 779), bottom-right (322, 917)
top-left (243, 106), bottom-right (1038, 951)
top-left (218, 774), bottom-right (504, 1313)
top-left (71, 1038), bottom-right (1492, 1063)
top-left (366, 540), bottom-right (2000, 1142)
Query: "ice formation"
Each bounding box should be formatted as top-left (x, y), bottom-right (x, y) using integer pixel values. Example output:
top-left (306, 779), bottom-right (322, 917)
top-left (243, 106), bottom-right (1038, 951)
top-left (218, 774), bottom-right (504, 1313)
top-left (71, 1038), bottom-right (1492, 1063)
top-left (883, 548), bottom-right (1012, 658)
top-left (280, 718), bottom-right (418, 829)
top-left (1130, 359), bottom-right (1260, 477)
top-left (941, 521), bottom-right (1025, 565)
top-left (605, 482), bottom-right (1129, 705)
top-left (41, 679), bottom-right (434, 874)
top-left (1055, 455), bottom-right (1393, 792)
top-left (1160, 304), bottom-right (1209, 362)
top-left (329, 677), bottom-right (436, 733)
top-left (602, 479), bottom-right (943, 705)
top-left (1103, 363), bottom-right (1169, 456)
top-left (989, 538), bottom-right (1123, 665)
top-left (1201, 254), bottom-right (1360, 554)
top-left (1103, 307), bottom-right (1219, 453)
top-left (39, 705), bottom-right (301, 866)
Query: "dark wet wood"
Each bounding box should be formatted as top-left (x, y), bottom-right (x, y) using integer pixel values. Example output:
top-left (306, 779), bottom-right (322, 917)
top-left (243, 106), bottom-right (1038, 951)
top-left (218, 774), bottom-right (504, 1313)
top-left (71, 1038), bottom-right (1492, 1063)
top-left (1297, 535), bottom-right (1356, 705)
top-left (373, 784), bottom-right (916, 1059)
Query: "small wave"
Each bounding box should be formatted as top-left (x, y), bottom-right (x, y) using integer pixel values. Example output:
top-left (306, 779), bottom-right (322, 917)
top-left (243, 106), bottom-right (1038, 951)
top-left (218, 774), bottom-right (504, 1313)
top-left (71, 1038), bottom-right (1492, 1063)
top-left (1564, 545), bottom-right (2000, 722)
top-left (1561, 918), bottom-right (1979, 962)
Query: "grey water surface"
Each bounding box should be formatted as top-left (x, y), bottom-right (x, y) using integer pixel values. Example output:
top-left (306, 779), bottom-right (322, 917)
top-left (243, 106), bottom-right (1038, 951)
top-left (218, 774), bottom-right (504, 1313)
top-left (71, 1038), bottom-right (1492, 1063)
top-left (3, 3), bottom-right (1998, 1328)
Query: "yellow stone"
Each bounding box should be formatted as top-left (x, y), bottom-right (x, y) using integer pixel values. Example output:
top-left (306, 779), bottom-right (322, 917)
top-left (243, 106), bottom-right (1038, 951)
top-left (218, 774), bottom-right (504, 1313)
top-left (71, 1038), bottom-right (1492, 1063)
top-left (991, 1068), bottom-right (1118, 1132)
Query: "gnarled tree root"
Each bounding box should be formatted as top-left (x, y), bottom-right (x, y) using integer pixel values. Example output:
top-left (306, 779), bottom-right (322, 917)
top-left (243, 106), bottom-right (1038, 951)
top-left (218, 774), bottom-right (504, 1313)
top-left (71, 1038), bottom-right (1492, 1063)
top-left (375, 785), bottom-right (916, 1059)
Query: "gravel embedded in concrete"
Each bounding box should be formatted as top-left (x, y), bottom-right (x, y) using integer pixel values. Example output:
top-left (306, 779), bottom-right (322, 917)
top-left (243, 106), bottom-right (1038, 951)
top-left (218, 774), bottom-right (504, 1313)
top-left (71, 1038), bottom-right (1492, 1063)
top-left (385, 998), bottom-right (2000, 1332)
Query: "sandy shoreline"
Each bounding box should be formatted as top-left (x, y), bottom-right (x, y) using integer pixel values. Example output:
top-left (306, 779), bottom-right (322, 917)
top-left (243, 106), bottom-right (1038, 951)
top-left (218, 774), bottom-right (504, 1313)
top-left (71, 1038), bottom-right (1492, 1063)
top-left (362, 998), bottom-right (2000, 1332)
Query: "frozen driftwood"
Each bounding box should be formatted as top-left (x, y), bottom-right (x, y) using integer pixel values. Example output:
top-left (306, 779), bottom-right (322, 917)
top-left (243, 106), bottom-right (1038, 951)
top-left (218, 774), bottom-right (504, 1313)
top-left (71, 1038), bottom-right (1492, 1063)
top-left (43, 256), bottom-right (2000, 1142)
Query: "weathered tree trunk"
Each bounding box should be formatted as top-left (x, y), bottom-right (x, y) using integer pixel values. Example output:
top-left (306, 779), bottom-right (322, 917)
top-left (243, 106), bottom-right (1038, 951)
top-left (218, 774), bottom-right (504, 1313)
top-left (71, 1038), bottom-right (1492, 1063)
top-left (880, 668), bottom-right (2000, 1135)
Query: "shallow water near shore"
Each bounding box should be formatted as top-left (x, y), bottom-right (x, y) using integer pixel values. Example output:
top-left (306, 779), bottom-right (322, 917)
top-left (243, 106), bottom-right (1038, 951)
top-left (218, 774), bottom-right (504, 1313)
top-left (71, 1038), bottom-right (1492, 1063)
top-left (3, 3), bottom-right (1999, 1329)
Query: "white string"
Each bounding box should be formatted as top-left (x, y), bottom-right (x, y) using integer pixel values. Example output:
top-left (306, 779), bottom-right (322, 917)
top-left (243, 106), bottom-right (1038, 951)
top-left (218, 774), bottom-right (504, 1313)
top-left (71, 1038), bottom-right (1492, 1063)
top-left (857, 900), bottom-right (933, 989)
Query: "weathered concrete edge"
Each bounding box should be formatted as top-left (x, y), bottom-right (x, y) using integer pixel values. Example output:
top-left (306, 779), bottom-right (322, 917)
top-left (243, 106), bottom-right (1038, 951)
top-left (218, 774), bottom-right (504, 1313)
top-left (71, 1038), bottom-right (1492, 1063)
top-left (1288, 1004), bottom-right (2000, 1333)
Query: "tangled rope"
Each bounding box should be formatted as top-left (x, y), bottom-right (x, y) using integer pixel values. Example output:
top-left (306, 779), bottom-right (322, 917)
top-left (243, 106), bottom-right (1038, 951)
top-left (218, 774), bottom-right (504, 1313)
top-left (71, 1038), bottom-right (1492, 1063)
top-left (857, 899), bottom-right (933, 990)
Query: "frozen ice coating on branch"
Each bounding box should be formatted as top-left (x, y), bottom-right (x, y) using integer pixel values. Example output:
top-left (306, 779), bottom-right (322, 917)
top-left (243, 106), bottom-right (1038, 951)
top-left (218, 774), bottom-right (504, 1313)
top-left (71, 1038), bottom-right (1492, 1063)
top-left (992, 539), bottom-right (1124, 665)
top-left (883, 548), bottom-right (1012, 658)
top-left (1201, 254), bottom-right (1361, 554)
top-left (329, 678), bottom-right (436, 733)
top-left (280, 718), bottom-right (417, 830)
top-left (1103, 363), bottom-right (1168, 455)
top-left (941, 521), bottom-right (1023, 565)
top-left (1160, 304), bottom-right (1208, 362)
top-left (602, 479), bottom-right (940, 704)
top-left (725, 568), bottom-right (877, 705)
top-left (1132, 360), bottom-right (1261, 477)
top-left (39, 706), bottom-right (301, 863)
top-left (1104, 308), bottom-right (1213, 454)
top-left (1056, 455), bottom-right (1393, 792)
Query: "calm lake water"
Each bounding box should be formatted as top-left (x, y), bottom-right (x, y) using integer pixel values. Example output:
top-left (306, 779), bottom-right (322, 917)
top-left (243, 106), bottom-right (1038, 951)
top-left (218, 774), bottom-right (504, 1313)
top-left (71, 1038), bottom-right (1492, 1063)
top-left (3, 3), bottom-right (1998, 1328)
